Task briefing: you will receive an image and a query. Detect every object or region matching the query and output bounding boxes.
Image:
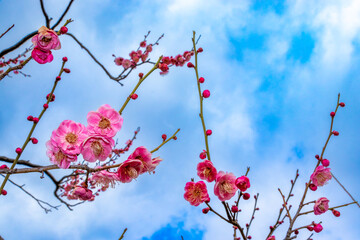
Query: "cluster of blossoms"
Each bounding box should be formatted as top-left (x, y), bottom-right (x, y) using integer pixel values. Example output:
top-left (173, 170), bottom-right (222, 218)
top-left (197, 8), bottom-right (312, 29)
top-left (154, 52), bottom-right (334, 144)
top-left (158, 50), bottom-right (194, 75)
top-left (47, 104), bottom-right (162, 201)
top-left (184, 157), bottom-right (251, 208)
top-left (0, 55), bottom-right (25, 75)
top-left (31, 25), bottom-right (68, 64)
top-left (114, 40), bottom-right (153, 69)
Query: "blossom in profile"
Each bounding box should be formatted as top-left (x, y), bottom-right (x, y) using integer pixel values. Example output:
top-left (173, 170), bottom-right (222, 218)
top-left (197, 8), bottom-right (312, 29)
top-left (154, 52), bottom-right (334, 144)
top-left (197, 160), bottom-right (217, 182)
top-left (46, 140), bottom-right (77, 169)
top-left (50, 120), bottom-right (88, 155)
top-left (117, 159), bottom-right (143, 183)
top-left (184, 181), bottom-right (210, 206)
top-left (310, 166), bottom-right (332, 187)
top-left (214, 171), bottom-right (237, 201)
top-left (87, 104), bottom-right (123, 137)
top-left (90, 170), bottom-right (119, 190)
top-left (81, 135), bottom-right (115, 162)
top-left (128, 146), bottom-right (152, 174)
top-left (147, 157), bottom-right (163, 172)
top-left (314, 197), bottom-right (329, 215)
top-left (31, 47), bottom-right (53, 64)
top-left (235, 175), bottom-right (250, 192)
top-left (32, 26), bottom-right (61, 51)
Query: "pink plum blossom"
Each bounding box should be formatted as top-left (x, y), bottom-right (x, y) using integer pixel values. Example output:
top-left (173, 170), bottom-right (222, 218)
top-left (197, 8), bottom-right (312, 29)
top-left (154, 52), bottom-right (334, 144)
top-left (46, 140), bottom-right (77, 169)
top-left (235, 175), bottom-right (250, 192)
top-left (117, 159), bottom-right (143, 183)
top-left (314, 197), bottom-right (330, 215)
top-left (81, 135), bottom-right (115, 162)
top-left (114, 57), bottom-right (123, 66)
top-left (267, 236), bottom-right (276, 240)
top-left (31, 47), bottom-right (53, 64)
top-left (90, 170), bottom-right (119, 190)
top-left (87, 104), bottom-right (123, 137)
top-left (51, 120), bottom-right (88, 155)
top-left (184, 181), bottom-right (210, 206)
top-left (214, 171), bottom-right (237, 201)
top-left (197, 160), bottom-right (217, 182)
top-left (73, 186), bottom-right (94, 201)
top-left (147, 157), bottom-right (163, 172)
top-left (122, 59), bottom-right (131, 69)
top-left (310, 166), bottom-right (332, 187)
top-left (31, 26), bottom-right (61, 51)
top-left (127, 146), bottom-right (152, 174)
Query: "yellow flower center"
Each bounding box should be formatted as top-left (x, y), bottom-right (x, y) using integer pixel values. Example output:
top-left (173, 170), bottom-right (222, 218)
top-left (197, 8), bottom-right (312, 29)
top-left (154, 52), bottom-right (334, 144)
top-left (65, 133), bottom-right (78, 144)
top-left (91, 141), bottom-right (103, 156)
top-left (98, 117), bottom-right (111, 129)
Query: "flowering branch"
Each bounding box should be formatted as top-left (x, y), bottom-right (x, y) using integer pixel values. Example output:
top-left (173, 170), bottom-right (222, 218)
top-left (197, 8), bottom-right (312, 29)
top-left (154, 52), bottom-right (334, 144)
top-left (298, 201), bottom-right (358, 216)
top-left (151, 129), bottom-right (180, 154)
top-left (191, 31), bottom-right (211, 161)
top-left (245, 193), bottom-right (259, 237)
top-left (0, 59), bottom-right (67, 194)
top-left (279, 188), bottom-right (292, 223)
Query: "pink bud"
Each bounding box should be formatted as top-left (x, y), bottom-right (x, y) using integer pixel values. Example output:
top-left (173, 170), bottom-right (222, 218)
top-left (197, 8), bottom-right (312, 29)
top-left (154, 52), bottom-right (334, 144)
top-left (294, 230), bottom-right (299, 235)
top-left (206, 129), bottom-right (212, 136)
top-left (313, 224), bottom-right (323, 233)
top-left (231, 205), bottom-right (238, 213)
top-left (199, 77), bottom-right (205, 83)
top-left (56, 76), bottom-right (61, 81)
top-left (1, 189), bottom-right (7, 195)
top-left (162, 134), bottom-right (167, 141)
top-left (62, 56), bottom-right (68, 62)
top-left (339, 102), bottom-right (345, 107)
top-left (43, 103), bottom-right (49, 109)
top-left (139, 73), bottom-right (144, 78)
top-left (140, 41), bottom-right (146, 48)
top-left (332, 131), bottom-right (339, 136)
top-left (248, 236), bottom-right (252, 239)
top-left (0, 165), bottom-right (8, 169)
top-left (307, 226), bottom-right (314, 231)
top-left (31, 138), bottom-right (38, 144)
top-left (187, 62), bottom-right (194, 68)
top-left (321, 159), bottom-right (330, 167)
top-left (315, 154), bottom-right (320, 159)
top-left (309, 183), bottom-right (317, 191)
top-left (27, 115), bottom-right (33, 121)
top-left (202, 207), bottom-right (210, 214)
top-left (332, 209), bottom-right (340, 217)
top-left (330, 112), bottom-right (335, 117)
top-left (131, 93), bottom-right (138, 100)
top-left (63, 68), bottom-right (70, 73)
top-left (60, 26), bottom-right (68, 34)
top-left (15, 148), bottom-right (22, 154)
top-left (173, 136), bottom-right (177, 140)
top-left (197, 47), bottom-right (203, 53)
top-left (199, 150), bottom-right (207, 159)
top-left (243, 192), bottom-right (250, 200)
top-left (202, 89), bottom-right (210, 98)
top-left (33, 117), bottom-right (39, 123)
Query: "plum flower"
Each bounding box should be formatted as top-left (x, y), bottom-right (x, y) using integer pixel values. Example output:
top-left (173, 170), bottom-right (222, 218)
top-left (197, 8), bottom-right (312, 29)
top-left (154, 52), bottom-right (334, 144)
top-left (214, 171), bottom-right (237, 201)
top-left (197, 160), bottom-right (217, 182)
top-left (310, 166), bottom-right (332, 187)
top-left (235, 176), bottom-right (250, 192)
top-left (90, 170), bottom-right (119, 190)
top-left (87, 104), bottom-right (123, 137)
top-left (32, 26), bottom-right (61, 51)
top-left (127, 146), bottom-right (152, 174)
top-left (184, 181), bottom-right (210, 206)
top-left (147, 157), bottom-right (163, 172)
top-left (51, 120), bottom-right (88, 155)
top-left (31, 47), bottom-right (53, 64)
top-left (81, 135), bottom-right (115, 162)
top-left (46, 140), bottom-right (77, 168)
top-left (117, 159), bottom-right (143, 183)
top-left (314, 197), bottom-right (330, 215)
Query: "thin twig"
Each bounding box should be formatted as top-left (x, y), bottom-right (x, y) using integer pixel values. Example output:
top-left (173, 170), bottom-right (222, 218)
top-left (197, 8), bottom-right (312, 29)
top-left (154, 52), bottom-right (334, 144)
top-left (118, 228), bottom-right (127, 240)
top-left (40, 0), bottom-right (50, 28)
top-left (331, 172), bottom-right (360, 208)
top-left (0, 24), bottom-right (15, 39)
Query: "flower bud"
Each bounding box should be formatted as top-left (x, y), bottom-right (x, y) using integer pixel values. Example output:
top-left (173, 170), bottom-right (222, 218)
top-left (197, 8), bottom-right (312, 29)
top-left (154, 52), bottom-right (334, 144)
top-left (60, 26), bottom-right (68, 34)
top-left (46, 93), bottom-right (55, 102)
top-left (197, 47), bottom-right (203, 53)
top-left (43, 103), bottom-right (49, 109)
top-left (309, 183), bottom-right (317, 191)
top-left (339, 102), bottom-right (345, 107)
top-left (1, 189), bottom-right (7, 195)
top-left (33, 117), bottom-right (39, 123)
top-left (131, 94), bottom-right (138, 100)
top-left (27, 115), bottom-right (33, 121)
top-left (199, 150), bottom-right (206, 159)
top-left (332, 209), bottom-right (340, 217)
top-left (202, 207), bottom-right (210, 214)
top-left (31, 138), bottom-right (38, 144)
top-left (332, 131), bottom-right (339, 136)
top-left (0, 165), bottom-right (8, 169)
top-left (162, 134), bottom-right (167, 141)
top-left (62, 57), bottom-right (68, 62)
top-left (56, 76), bottom-right (61, 81)
top-left (313, 224), bottom-right (323, 233)
top-left (139, 73), bottom-right (144, 78)
top-left (321, 159), bottom-right (330, 167)
top-left (63, 68), bottom-right (70, 73)
top-left (243, 192), bottom-right (250, 200)
top-left (202, 90), bottom-right (210, 98)
top-left (206, 129), bottom-right (212, 136)
top-left (199, 77), bottom-right (205, 83)
top-left (330, 112), bottom-right (335, 117)
top-left (15, 148), bottom-right (22, 154)
top-left (231, 205), bottom-right (238, 213)
top-left (187, 62), bottom-right (194, 68)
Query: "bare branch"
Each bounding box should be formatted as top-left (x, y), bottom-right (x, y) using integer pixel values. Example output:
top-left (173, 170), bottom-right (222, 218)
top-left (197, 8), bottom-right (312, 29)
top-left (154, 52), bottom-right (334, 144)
top-left (40, 0), bottom-right (51, 28)
top-left (0, 24), bottom-right (15, 39)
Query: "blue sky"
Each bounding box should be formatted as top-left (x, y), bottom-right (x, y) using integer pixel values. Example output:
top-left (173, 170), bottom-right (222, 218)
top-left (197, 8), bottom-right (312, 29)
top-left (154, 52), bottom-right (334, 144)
top-left (0, 0), bottom-right (360, 239)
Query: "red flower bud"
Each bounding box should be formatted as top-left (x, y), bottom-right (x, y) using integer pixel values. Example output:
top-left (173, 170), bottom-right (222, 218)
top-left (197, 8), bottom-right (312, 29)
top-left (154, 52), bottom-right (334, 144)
top-left (62, 56), bottom-right (68, 62)
top-left (187, 62), bottom-right (194, 68)
top-left (33, 117), bottom-right (39, 123)
top-left (202, 207), bottom-right (210, 214)
top-left (131, 93), bottom-right (138, 100)
top-left (199, 77), bottom-right (205, 83)
top-left (27, 115), bottom-right (33, 121)
top-left (206, 129), bottom-right (212, 136)
top-left (63, 68), bottom-right (70, 73)
top-left (332, 131), bottom-right (339, 136)
top-left (139, 73), bottom-right (144, 78)
top-left (43, 103), bottom-right (49, 109)
top-left (321, 158), bottom-right (330, 167)
top-left (202, 89), bottom-right (210, 98)
top-left (330, 111), bottom-right (335, 117)
top-left (1, 189), bottom-right (7, 195)
top-left (332, 209), bottom-right (340, 217)
top-left (243, 192), bottom-right (250, 200)
top-left (231, 205), bottom-right (238, 213)
top-left (162, 134), bottom-right (167, 141)
top-left (197, 47), bottom-right (203, 53)
top-left (199, 151), bottom-right (207, 159)
top-left (313, 224), bottom-right (323, 233)
top-left (339, 102), bottom-right (345, 107)
top-left (307, 226), bottom-right (314, 231)
top-left (15, 147), bottom-right (22, 154)
top-left (0, 165), bottom-right (8, 169)
top-left (31, 138), bottom-right (38, 144)
top-left (56, 76), bottom-right (61, 81)
top-left (309, 183), bottom-right (317, 191)
top-left (60, 26), bottom-right (68, 34)
top-left (46, 93), bottom-right (55, 102)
